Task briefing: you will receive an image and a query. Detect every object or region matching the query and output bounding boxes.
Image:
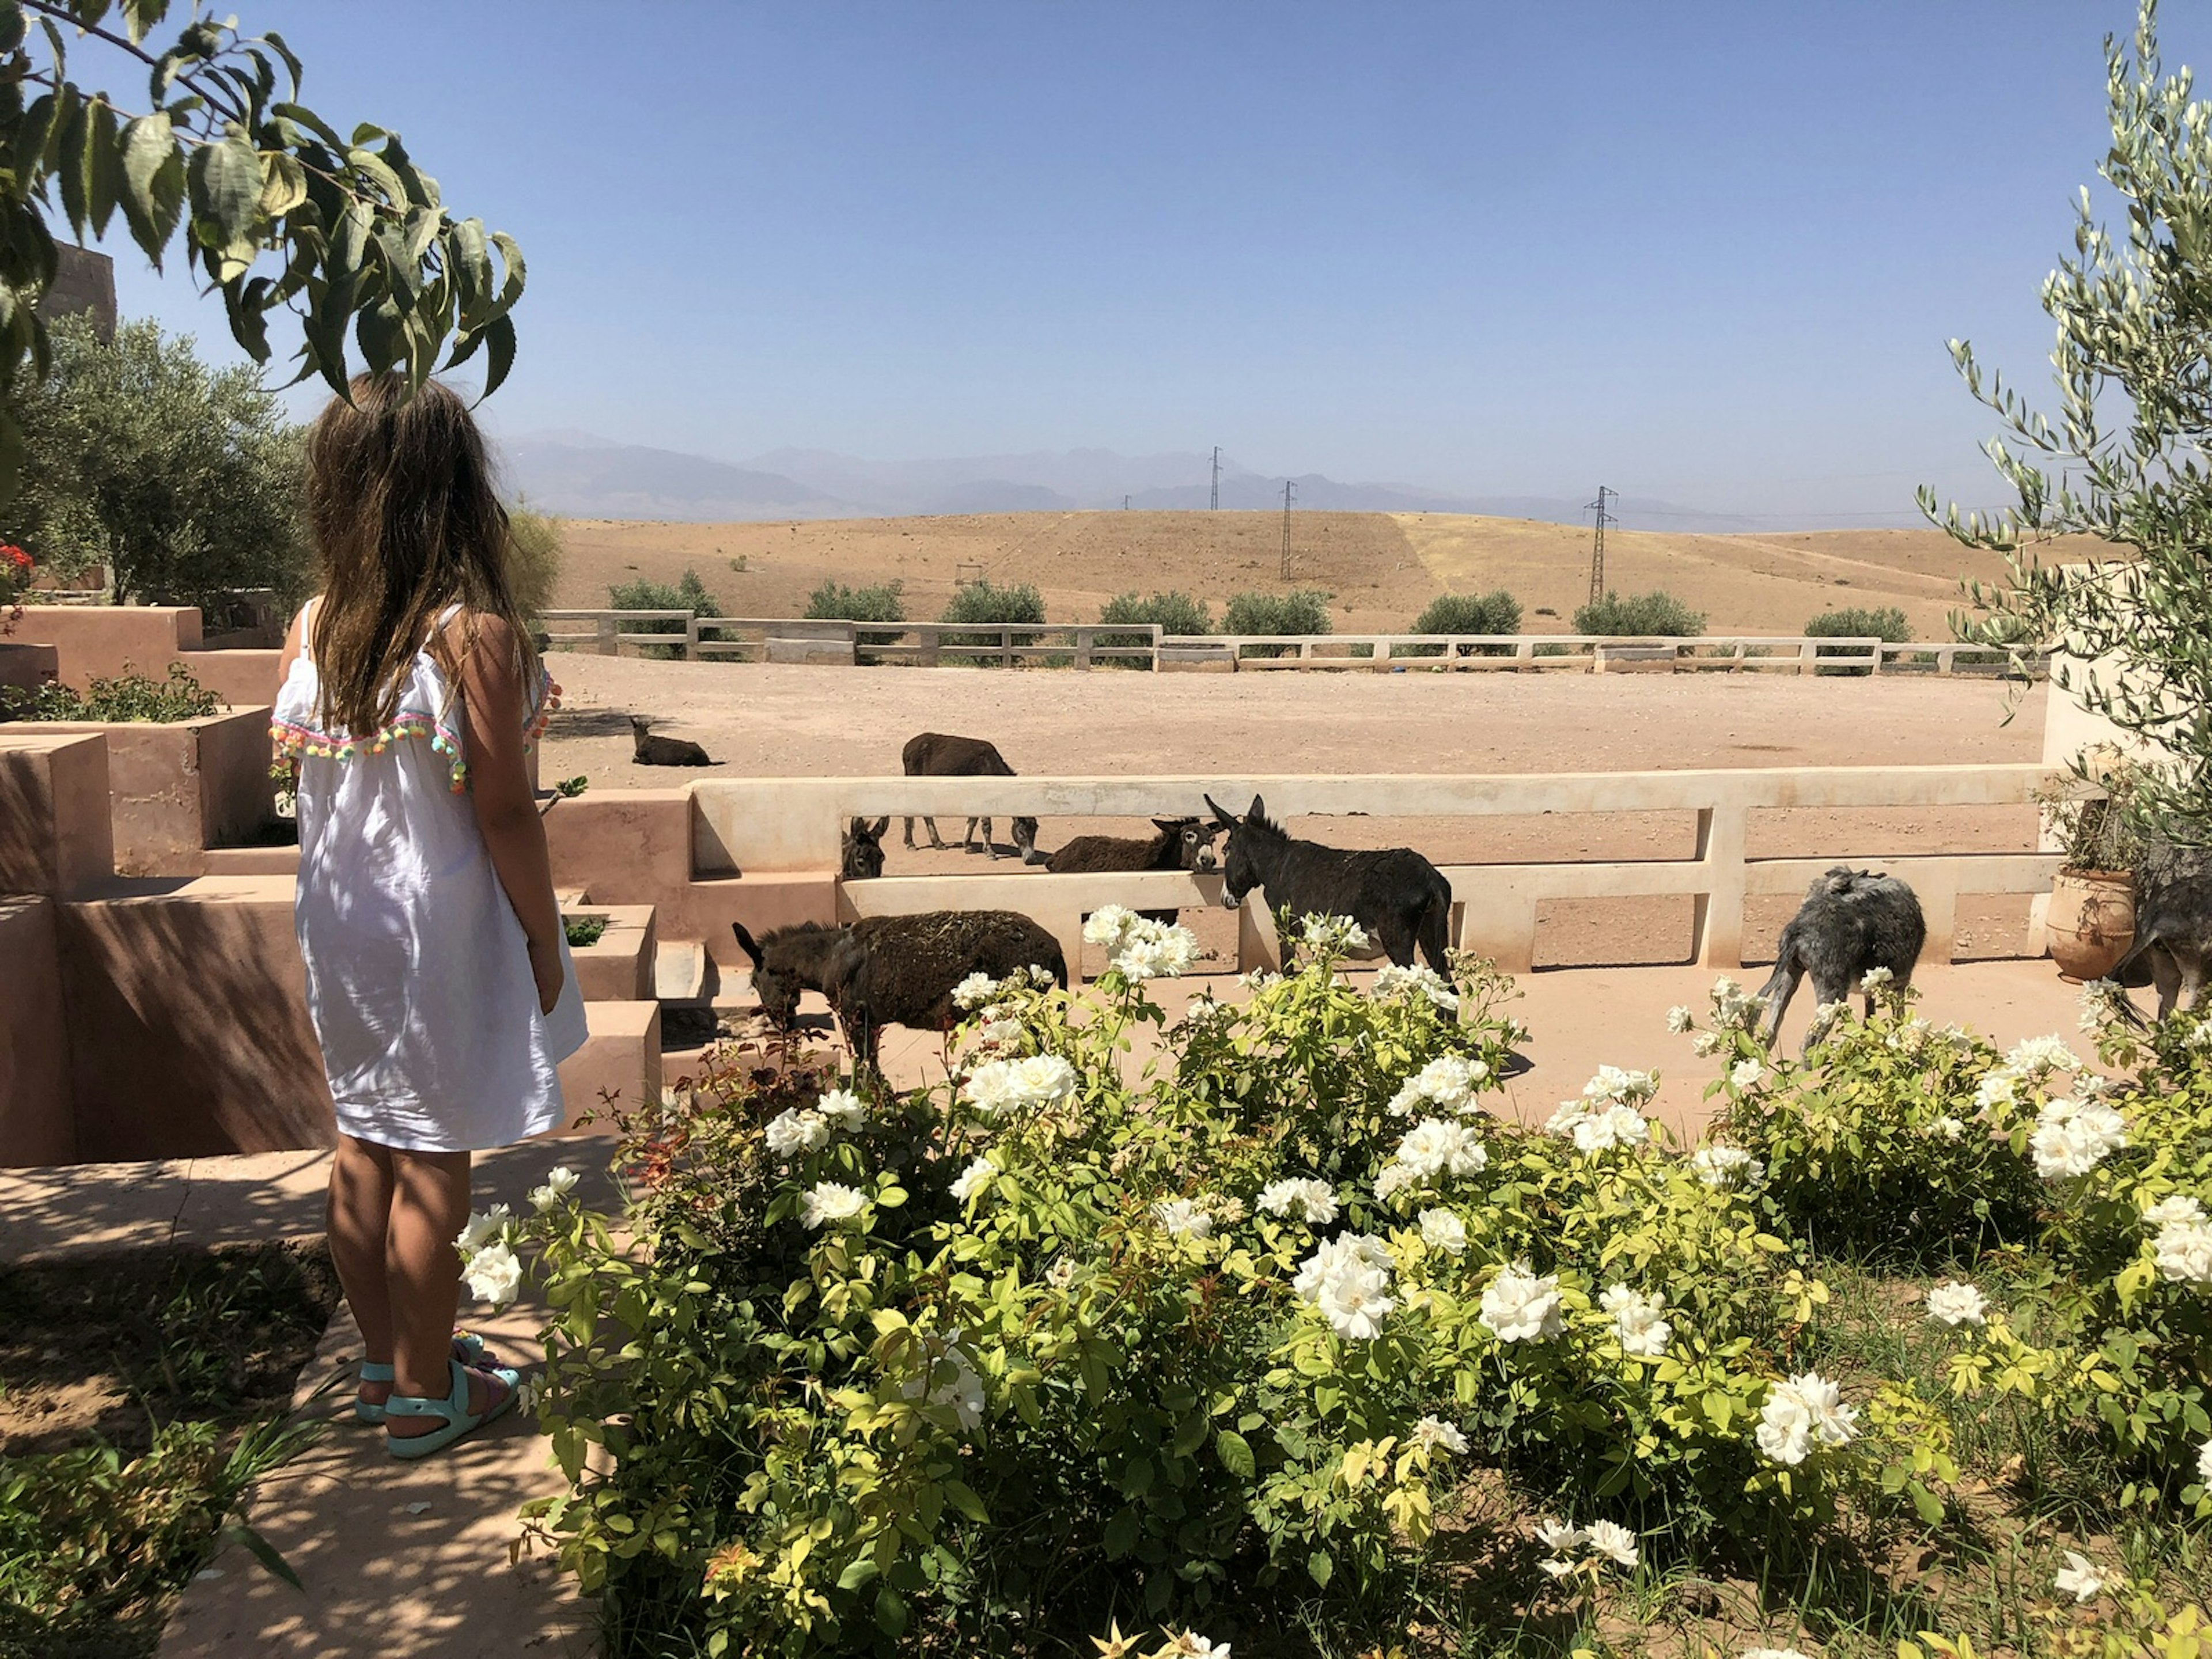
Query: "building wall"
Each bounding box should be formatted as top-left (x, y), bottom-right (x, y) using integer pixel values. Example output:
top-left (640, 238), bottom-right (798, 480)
top-left (0, 897), bottom-right (75, 1164)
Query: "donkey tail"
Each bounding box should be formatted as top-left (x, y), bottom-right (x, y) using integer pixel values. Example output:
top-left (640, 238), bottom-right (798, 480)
top-left (1418, 870), bottom-right (1453, 974)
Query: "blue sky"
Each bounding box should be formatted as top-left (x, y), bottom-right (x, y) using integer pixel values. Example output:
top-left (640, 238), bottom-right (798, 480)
top-left (98, 1), bottom-right (2198, 524)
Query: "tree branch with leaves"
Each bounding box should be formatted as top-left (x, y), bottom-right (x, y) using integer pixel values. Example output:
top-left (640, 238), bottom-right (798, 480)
top-left (1927, 0), bottom-right (2212, 841)
top-left (0, 0), bottom-right (525, 503)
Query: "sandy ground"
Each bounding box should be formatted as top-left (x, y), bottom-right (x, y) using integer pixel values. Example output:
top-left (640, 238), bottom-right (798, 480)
top-left (552, 510), bottom-right (2056, 640)
top-left (541, 656), bottom-right (2048, 966)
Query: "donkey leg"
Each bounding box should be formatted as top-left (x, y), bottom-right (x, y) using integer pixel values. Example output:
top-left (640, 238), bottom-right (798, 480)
top-left (1416, 897), bottom-right (1452, 975)
top-left (903, 815), bottom-right (918, 850)
top-left (1375, 914), bottom-right (1419, 968)
top-left (925, 816), bottom-right (948, 850)
top-left (1755, 961), bottom-right (1798, 1051)
top-left (2154, 946), bottom-right (2183, 1020)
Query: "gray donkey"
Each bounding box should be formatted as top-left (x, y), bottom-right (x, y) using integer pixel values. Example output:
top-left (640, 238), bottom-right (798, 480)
top-left (2103, 839), bottom-right (2212, 1021)
top-left (1757, 865), bottom-right (1926, 1052)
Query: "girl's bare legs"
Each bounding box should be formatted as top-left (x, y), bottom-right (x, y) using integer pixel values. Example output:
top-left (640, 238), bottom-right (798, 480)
top-left (385, 1147), bottom-right (509, 1436)
top-left (327, 1135), bottom-right (396, 1406)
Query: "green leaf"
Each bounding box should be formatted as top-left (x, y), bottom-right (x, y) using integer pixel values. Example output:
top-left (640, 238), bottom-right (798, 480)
top-left (1214, 1429), bottom-right (1255, 1480)
top-left (188, 129), bottom-right (263, 277)
top-left (479, 310), bottom-right (516, 398)
top-left (873, 1585), bottom-right (907, 1638)
top-left (0, 5), bottom-right (23, 54)
top-left (221, 1522), bottom-right (304, 1592)
top-left (53, 94), bottom-right (88, 241)
top-left (835, 1556), bottom-right (878, 1592)
top-left (87, 98), bottom-right (122, 237)
top-left (1306, 1548), bottom-right (1333, 1588)
top-left (259, 151), bottom-right (307, 219)
top-left (270, 100), bottom-right (346, 152)
top-left (1101, 1505), bottom-right (1140, 1558)
top-left (118, 111), bottom-right (185, 268)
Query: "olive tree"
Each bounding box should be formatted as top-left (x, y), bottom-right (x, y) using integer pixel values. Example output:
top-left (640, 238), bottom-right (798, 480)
top-left (12, 313), bottom-right (307, 607)
top-left (0, 1), bottom-right (527, 502)
top-left (1927, 0), bottom-right (2212, 837)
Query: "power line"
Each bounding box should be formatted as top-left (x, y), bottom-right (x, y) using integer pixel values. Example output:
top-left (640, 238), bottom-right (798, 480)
top-left (1281, 479), bottom-right (1296, 579)
top-left (1210, 446), bottom-right (1221, 511)
top-left (1585, 484), bottom-right (1615, 605)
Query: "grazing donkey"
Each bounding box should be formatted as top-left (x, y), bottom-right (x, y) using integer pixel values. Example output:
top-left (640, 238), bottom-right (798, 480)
top-left (1204, 794), bottom-right (1452, 971)
top-left (629, 717), bottom-right (714, 767)
top-left (900, 732), bottom-right (1040, 862)
top-left (1756, 865), bottom-right (1927, 1052)
top-left (842, 816), bottom-right (889, 881)
top-left (2104, 839), bottom-right (2212, 1022)
top-left (734, 912), bottom-right (1067, 1065)
top-left (1043, 817), bottom-right (1221, 924)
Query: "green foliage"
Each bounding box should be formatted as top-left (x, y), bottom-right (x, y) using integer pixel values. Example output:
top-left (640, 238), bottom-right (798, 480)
top-left (10, 316), bottom-right (308, 607)
top-left (1804, 605), bottom-right (1911, 676)
top-left (506, 937), bottom-right (1963, 1656)
top-left (938, 578), bottom-right (1045, 626)
top-left (1, 661), bottom-right (220, 722)
top-left (1929, 0), bottom-right (2212, 840)
top-left (0, 3), bottom-right (527, 506)
top-left (563, 915), bottom-right (607, 948)
top-left (1412, 590), bottom-right (1522, 637)
top-left (2037, 753), bottom-right (2149, 871)
top-left (1098, 589), bottom-right (1213, 637)
top-left (1573, 589), bottom-right (1707, 637)
top-left (609, 567), bottom-right (718, 657)
top-left (504, 502), bottom-right (563, 618)
top-left (1222, 588), bottom-right (1332, 637)
top-left (1695, 979), bottom-right (2041, 1262)
top-left (804, 579), bottom-right (905, 625)
top-left (0, 1416), bottom-right (315, 1655)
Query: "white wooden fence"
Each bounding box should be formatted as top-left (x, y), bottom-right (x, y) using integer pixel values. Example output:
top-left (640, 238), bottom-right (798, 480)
top-left (688, 764), bottom-right (2057, 976)
top-left (536, 610), bottom-right (2041, 678)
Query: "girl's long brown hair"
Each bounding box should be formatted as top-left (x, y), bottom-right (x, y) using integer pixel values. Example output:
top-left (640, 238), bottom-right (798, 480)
top-left (306, 373), bottom-right (538, 736)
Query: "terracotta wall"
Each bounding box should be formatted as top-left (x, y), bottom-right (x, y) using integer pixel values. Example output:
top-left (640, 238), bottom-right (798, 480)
top-left (0, 641), bottom-right (56, 692)
top-left (11, 605), bottom-right (200, 687)
top-left (186, 649), bottom-right (282, 711)
top-left (29, 708), bottom-right (277, 877)
top-left (56, 877), bottom-right (334, 1161)
top-left (0, 732), bottom-right (113, 896)
top-left (0, 897), bottom-right (74, 1164)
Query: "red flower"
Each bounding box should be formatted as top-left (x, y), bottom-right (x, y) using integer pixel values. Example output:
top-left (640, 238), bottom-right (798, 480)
top-left (0, 546), bottom-right (28, 571)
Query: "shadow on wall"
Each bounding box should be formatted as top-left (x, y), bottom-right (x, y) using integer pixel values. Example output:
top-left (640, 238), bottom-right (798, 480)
top-left (56, 881), bottom-right (334, 1162)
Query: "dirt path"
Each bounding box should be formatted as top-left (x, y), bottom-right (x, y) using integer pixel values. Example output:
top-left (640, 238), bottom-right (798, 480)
top-left (542, 659), bottom-right (2049, 965)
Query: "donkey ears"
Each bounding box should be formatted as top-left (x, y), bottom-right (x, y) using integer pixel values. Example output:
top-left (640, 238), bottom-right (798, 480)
top-left (1246, 794), bottom-right (1266, 823)
top-left (1203, 793), bottom-right (1239, 829)
top-left (732, 922), bottom-right (763, 968)
top-left (868, 816), bottom-right (889, 837)
top-left (847, 816), bottom-right (887, 841)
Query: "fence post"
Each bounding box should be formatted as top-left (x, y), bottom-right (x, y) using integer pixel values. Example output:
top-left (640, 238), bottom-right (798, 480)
top-left (597, 615), bottom-right (618, 657)
top-left (1516, 639), bottom-right (1534, 669)
top-left (1797, 640), bottom-right (1817, 676)
top-left (1237, 898), bottom-right (1282, 974)
top-left (684, 614), bottom-right (700, 661)
top-left (1865, 637), bottom-right (1882, 675)
top-left (1915, 862), bottom-right (1961, 965)
top-left (1690, 793), bottom-right (1748, 968)
top-left (1074, 626), bottom-right (1093, 671)
top-left (1937, 646), bottom-right (1956, 677)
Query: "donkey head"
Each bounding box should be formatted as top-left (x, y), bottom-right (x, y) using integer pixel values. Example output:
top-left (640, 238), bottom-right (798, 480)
top-left (1157, 817), bottom-right (1220, 873)
top-left (1205, 793), bottom-right (1270, 909)
top-left (733, 921), bottom-right (834, 1028)
top-left (841, 817), bottom-right (889, 881)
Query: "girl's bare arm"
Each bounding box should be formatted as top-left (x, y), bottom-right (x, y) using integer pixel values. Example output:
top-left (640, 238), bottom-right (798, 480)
top-left (454, 613), bottom-right (563, 1013)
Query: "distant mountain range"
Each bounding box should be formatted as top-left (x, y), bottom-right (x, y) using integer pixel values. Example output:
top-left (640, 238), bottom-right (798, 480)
top-left (495, 430), bottom-right (1792, 533)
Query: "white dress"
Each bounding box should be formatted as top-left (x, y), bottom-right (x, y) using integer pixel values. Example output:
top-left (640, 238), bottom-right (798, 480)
top-left (271, 601), bottom-right (588, 1152)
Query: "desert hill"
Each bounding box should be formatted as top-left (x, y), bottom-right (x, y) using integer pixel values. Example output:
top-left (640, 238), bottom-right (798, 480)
top-left (552, 510), bottom-right (2026, 639)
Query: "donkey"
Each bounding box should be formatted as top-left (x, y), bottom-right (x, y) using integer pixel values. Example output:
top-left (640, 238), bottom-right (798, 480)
top-left (900, 732), bottom-right (1039, 862)
top-left (1756, 865), bottom-right (1926, 1052)
top-left (734, 912), bottom-right (1067, 1065)
top-left (1044, 817), bottom-right (1221, 925)
top-left (842, 816), bottom-right (888, 881)
top-left (1205, 794), bottom-right (1452, 971)
top-left (2104, 839), bottom-right (2212, 1022)
top-left (629, 716), bottom-right (715, 767)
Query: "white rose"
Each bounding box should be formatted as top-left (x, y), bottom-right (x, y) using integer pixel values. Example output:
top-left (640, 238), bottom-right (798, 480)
top-left (1924, 1281), bottom-right (1988, 1327)
top-left (1412, 1414), bottom-right (1467, 1455)
top-left (1418, 1207), bottom-right (1468, 1253)
top-left (800, 1181), bottom-right (869, 1229)
top-left (1479, 1262), bottom-right (1565, 1344)
top-left (1756, 1370), bottom-right (1857, 1466)
top-left (2052, 1549), bottom-right (2105, 1604)
top-left (462, 1241), bottom-right (522, 1306)
top-left (950, 1156), bottom-right (995, 1204)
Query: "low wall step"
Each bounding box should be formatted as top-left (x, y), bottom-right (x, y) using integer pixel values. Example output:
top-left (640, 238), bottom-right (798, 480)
top-left (656, 938), bottom-right (707, 1001)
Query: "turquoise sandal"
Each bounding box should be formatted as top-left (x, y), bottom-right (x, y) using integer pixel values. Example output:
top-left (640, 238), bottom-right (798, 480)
top-left (355, 1331), bottom-right (496, 1424)
top-left (383, 1357), bottom-right (522, 1460)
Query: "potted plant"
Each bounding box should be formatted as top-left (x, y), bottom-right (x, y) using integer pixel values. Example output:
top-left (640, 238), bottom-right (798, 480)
top-left (2037, 750), bottom-right (2145, 981)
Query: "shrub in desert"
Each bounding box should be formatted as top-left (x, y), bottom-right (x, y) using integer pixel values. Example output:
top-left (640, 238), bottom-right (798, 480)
top-left (1804, 605), bottom-right (1910, 675)
top-left (1404, 590), bottom-right (1521, 658)
top-left (939, 579), bottom-right (1046, 664)
top-left (607, 567), bottom-right (721, 657)
top-left (1574, 589), bottom-right (1706, 637)
top-left (1097, 590), bottom-right (1211, 666)
top-left (505, 503), bottom-right (563, 618)
top-left (807, 579), bottom-right (906, 663)
top-left (1223, 588), bottom-right (1333, 658)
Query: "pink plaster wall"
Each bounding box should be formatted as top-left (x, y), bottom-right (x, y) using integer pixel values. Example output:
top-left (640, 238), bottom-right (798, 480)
top-left (11, 605), bottom-right (201, 688)
top-left (183, 648), bottom-right (282, 710)
top-left (0, 897), bottom-right (75, 1165)
top-left (0, 732), bottom-right (114, 896)
top-left (0, 641), bottom-right (57, 692)
top-left (543, 789), bottom-right (836, 964)
top-left (29, 707), bottom-right (277, 876)
top-left (57, 877), bottom-right (334, 1161)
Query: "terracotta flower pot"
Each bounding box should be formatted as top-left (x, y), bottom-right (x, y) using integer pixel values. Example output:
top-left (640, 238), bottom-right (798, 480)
top-left (2046, 867), bottom-right (2135, 983)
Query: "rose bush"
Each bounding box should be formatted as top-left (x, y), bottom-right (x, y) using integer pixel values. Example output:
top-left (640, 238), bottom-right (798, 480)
top-left (492, 931), bottom-right (1969, 1656)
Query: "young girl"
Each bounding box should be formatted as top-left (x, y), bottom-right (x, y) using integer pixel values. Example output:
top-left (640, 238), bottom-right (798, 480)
top-left (272, 374), bottom-right (587, 1459)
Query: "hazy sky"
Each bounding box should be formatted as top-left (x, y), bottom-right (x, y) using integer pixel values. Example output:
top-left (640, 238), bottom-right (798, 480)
top-left (101, 1), bottom-right (2198, 525)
